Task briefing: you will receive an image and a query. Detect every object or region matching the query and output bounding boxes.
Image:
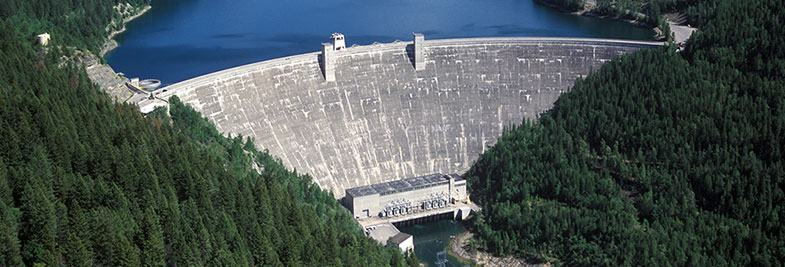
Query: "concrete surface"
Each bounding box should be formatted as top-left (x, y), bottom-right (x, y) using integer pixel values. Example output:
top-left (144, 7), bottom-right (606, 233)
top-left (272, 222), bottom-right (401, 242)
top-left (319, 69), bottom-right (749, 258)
top-left (345, 173), bottom-right (466, 219)
top-left (357, 202), bottom-right (476, 228)
top-left (365, 223), bottom-right (400, 243)
top-left (82, 54), bottom-right (134, 101)
top-left (159, 37), bottom-right (661, 197)
top-left (668, 21), bottom-right (697, 45)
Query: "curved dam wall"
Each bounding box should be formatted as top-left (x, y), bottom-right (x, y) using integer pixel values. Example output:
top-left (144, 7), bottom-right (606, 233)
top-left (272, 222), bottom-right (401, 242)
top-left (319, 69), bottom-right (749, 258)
top-left (159, 37), bottom-right (660, 198)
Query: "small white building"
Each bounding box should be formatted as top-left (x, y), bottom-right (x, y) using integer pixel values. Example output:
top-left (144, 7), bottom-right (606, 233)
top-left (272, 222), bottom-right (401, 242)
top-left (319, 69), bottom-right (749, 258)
top-left (37, 33), bottom-right (50, 46)
top-left (365, 223), bottom-right (414, 252)
top-left (330, 33), bottom-right (346, 50)
top-left (390, 232), bottom-right (414, 253)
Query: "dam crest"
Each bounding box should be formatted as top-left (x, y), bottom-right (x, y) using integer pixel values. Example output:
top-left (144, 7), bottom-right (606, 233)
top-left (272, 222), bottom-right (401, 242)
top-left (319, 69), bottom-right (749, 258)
top-left (157, 36), bottom-right (661, 198)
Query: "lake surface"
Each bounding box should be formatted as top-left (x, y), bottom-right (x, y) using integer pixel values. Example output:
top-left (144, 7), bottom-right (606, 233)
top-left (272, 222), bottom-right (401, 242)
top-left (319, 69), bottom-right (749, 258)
top-left (106, 0), bottom-right (654, 85)
top-left (399, 220), bottom-right (472, 267)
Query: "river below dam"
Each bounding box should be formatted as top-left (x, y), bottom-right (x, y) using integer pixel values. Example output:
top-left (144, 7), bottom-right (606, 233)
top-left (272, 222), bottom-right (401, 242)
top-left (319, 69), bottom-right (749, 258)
top-left (399, 220), bottom-right (472, 267)
top-left (106, 0), bottom-right (653, 85)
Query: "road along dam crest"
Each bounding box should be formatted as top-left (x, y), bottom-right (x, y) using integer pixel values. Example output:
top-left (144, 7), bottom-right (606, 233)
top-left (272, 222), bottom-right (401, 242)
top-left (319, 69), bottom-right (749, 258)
top-left (157, 36), bottom-right (662, 198)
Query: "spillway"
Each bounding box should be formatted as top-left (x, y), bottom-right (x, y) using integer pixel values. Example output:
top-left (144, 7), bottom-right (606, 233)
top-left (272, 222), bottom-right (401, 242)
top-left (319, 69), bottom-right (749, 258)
top-left (158, 37), bottom-right (660, 197)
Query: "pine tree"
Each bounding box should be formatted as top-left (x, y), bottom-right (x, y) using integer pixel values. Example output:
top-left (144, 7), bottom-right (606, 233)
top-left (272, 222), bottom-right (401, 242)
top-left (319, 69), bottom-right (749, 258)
top-left (386, 240), bottom-right (405, 267)
top-left (0, 158), bottom-right (9, 205)
top-left (138, 207), bottom-right (165, 267)
top-left (405, 251), bottom-right (419, 267)
top-left (65, 201), bottom-right (92, 267)
top-left (19, 179), bottom-right (56, 266)
top-left (112, 234), bottom-right (141, 267)
top-left (0, 201), bottom-right (23, 266)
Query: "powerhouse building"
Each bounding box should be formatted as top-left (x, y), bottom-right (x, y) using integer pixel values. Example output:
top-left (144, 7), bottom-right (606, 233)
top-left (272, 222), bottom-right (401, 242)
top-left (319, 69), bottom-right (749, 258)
top-left (344, 173), bottom-right (467, 219)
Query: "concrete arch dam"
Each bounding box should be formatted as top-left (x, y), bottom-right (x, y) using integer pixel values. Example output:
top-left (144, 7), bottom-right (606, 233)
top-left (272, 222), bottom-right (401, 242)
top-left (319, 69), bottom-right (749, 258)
top-left (159, 37), bottom-right (661, 198)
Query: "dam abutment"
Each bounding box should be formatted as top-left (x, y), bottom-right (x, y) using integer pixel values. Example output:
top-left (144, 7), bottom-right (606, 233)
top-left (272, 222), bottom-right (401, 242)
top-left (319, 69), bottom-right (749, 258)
top-left (158, 36), bottom-right (662, 197)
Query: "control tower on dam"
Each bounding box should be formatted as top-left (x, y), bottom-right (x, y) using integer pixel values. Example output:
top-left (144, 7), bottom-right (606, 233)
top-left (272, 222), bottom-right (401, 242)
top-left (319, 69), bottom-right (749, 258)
top-left (158, 35), bottom-right (662, 198)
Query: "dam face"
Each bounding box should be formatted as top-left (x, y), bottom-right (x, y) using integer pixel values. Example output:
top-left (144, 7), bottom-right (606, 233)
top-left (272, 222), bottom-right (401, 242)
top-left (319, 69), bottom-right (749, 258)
top-left (160, 37), bottom-right (659, 198)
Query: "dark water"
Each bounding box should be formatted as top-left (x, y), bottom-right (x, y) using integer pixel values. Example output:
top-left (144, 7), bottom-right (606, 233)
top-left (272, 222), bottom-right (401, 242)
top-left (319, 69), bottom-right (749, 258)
top-left (106, 0), bottom-right (654, 85)
top-left (399, 220), bottom-right (472, 267)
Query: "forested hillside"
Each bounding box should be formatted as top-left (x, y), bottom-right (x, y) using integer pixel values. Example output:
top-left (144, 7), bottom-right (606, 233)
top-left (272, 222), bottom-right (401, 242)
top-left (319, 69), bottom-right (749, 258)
top-left (0, 0), bottom-right (151, 54)
top-left (466, 0), bottom-right (784, 265)
top-left (0, 1), bottom-right (415, 266)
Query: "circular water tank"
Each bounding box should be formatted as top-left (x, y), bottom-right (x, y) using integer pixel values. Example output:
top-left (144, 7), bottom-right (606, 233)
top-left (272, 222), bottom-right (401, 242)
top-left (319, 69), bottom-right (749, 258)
top-left (139, 79), bottom-right (161, 90)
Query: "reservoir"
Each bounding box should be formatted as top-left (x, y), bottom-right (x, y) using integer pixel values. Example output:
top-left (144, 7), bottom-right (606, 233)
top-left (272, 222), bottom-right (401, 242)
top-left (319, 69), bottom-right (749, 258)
top-left (106, 0), bottom-right (654, 85)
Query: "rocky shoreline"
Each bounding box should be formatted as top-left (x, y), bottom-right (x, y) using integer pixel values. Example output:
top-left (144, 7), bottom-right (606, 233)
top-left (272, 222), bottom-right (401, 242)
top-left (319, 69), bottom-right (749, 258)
top-left (82, 3), bottom-right (151, 101)
top-left (100, 4), bottom-right (151, 57)
top-left (535, 0), bottom-right (698, 47)
top-left (535, 0), bottom-right (664, 40)
top-left (448, 231), bottom-right (547, 267)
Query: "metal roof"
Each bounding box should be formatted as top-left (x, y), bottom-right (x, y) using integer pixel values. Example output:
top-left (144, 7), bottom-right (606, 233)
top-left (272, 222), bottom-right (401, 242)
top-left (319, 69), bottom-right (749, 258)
top-left (345, 173), bottom-right (464, 198)
top-left (389, 232), bottom-right (412, 245)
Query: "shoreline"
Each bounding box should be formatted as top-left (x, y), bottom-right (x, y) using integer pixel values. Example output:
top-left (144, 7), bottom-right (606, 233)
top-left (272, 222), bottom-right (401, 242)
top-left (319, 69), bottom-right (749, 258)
top-left (535, 0), bottom-right (698, 44)
top-left (533, 0), bottom-right (580, 13)
top-left (534, 0), bottom-right (662, 40)
top-left (448, 231), bottom-right (546, 267)
top-left (574, 10), bottom-right (653, 29)
top-left (82, 4), bottom-right (153, 103)
top-left (100, 5), bottom-right (151, 57)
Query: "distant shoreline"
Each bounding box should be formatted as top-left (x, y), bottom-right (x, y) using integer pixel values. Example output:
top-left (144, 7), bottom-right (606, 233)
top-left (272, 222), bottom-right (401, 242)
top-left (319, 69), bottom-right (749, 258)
top-left (534, 0), bottom-right (662, 40)
top-left (83, 4), bottom-right (153, 103)
top-left (100, 5), bottom-right (151, 57)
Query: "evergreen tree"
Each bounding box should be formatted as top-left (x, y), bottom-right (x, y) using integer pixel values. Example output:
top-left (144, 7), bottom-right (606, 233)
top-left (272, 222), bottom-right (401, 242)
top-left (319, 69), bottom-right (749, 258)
top-left (0, 201), bottom-right (23, 266)
top-left (64, 201), bottom-right (92, 267)
top-left (138, 207), bottom-right (165, 267)
top-left (0, 159), bottom-right (10, 206)
top-left (18, 180), bottom-right (55, 266)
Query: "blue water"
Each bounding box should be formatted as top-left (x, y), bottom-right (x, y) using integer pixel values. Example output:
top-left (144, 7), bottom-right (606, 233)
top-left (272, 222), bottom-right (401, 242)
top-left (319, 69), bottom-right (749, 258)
top-left (106, 0), bottom-right (654, 85)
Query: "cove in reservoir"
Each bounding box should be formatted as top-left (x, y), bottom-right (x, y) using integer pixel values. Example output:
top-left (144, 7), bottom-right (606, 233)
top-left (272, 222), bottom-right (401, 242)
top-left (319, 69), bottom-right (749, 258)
top-left (106, 0), bottom-right (654, 85)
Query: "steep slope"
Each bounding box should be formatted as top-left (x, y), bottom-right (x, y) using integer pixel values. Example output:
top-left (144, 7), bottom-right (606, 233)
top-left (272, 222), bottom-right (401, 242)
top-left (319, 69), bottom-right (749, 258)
top-left (465, 0), bottom-right (785, 265)
top-left (0, 1), bottom-right (415, 266)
